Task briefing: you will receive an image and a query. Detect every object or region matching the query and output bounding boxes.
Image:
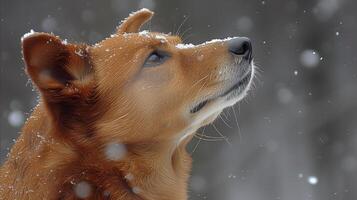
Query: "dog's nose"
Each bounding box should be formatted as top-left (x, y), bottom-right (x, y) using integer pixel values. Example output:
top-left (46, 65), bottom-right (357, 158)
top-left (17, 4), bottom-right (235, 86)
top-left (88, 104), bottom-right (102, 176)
top-left (228, 37), bottom-right (252, 61)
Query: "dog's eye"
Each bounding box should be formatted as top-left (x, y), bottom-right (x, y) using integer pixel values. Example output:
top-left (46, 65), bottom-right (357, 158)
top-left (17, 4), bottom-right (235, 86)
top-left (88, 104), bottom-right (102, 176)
top-left (143, 50), bottom-right (169, 67)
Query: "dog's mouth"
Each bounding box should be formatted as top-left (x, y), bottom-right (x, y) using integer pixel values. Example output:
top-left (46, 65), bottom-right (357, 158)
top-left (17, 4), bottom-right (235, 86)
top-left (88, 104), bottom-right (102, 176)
top-left (219, 70), bottom-right (252, 97)
top-left (190, 66), bottom-right (253, 114)
top-left (190, 100), bottom-right (209, 113)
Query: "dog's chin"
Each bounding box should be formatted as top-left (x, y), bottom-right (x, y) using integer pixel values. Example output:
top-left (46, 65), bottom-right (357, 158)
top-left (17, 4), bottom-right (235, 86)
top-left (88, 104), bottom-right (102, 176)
top-left (177, 63), bottom-right (254, 144)
top-left (221, 65), bottom-right (254, 103)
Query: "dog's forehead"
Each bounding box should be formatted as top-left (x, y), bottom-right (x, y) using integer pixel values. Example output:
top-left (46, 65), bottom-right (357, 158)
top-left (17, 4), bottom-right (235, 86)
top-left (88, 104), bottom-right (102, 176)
top-left (94, 31), bottom-right (181, 48)
top-left (139, 31), bottom-right (182, 44)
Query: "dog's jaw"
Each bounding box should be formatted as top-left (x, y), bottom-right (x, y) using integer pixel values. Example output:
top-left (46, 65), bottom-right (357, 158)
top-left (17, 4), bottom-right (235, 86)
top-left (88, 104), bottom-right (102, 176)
top-left (177, 62), bottom-right (255, 145)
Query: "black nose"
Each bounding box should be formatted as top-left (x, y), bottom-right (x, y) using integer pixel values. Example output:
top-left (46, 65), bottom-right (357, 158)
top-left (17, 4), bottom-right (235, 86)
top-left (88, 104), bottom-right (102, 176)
top-left (228, 37), bottom-right (252, 61)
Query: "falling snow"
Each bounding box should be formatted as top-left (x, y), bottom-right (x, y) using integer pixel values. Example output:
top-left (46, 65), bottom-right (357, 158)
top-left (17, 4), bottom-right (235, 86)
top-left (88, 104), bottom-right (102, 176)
top-left (8, 110), bottom-right (24, 127)
top-left (277, 87), bottom-right (293, 104)
top-left (300, 49), bottom-right (320, 68)
top-left (104, 142), bottom-right (127, 161)
top-left (236, 16), bottom-right (254, 33)
top-left (307, 176), bottom-right (318, 185)
top-left (21, 29), bottom-right (35, 41)
top-left (41, 16), bottom-right (57, 32)
top-left (74, 181), bottom-right (92, 198)
top-left (132, 187), bottom-right (142, 194)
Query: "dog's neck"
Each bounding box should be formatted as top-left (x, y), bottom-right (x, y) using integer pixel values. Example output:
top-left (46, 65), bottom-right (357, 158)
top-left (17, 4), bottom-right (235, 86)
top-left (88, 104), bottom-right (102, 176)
top-left (0, 103), bottom-right (192, 200)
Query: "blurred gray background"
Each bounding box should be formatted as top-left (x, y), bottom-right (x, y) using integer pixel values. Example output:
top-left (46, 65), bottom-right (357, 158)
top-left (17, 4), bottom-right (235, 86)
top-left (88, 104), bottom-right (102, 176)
top-left (1, 0), bottom-right (356, 199)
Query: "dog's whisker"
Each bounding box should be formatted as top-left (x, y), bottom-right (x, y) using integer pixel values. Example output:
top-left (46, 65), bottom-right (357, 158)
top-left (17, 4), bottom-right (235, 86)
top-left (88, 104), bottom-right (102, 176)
top-left (191, 137), bottom-right (202, 154)
top-left (219, 114), bottom-right (233, 128)
top-left (180, 27), bottom-right (192, 39)
top-left (194, 136), bottom-right (225, 141)
top-left (212, 123), bottom-right (231, 146)
top-left (191, 126), bottom-right (206, 154)
top-left (182, 33), bottom-right (194, 43)
top-left (193, 135), bottom-right (226, 142)
top-left (253, 76), bottom-right (263, 86)
top-left (176, 16), bottom-right (190, 36)
top-left (196, 133), bottom-right (226, 139)
top-left (221, 110), bottom-right (230, 121)
top-left (254, 67), bottom-right (264, 73)
top-left (232, 105), bottom-right (242, 143)
top-left (184, 74), bottom-right (209, 97)
top-left (189, 76), bottom-right (209, 104)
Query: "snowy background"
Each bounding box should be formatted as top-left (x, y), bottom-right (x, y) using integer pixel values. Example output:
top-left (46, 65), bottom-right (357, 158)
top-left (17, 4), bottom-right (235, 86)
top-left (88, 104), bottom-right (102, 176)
top-left (1, 0), bottom-right (357, 199)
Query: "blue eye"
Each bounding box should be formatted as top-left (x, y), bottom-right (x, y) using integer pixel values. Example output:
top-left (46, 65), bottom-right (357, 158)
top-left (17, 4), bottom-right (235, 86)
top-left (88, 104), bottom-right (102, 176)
top-left (143, 51), bottom-right (169, 67)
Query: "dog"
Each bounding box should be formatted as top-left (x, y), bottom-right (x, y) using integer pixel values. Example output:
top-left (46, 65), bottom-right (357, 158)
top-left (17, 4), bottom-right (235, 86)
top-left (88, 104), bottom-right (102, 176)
top-left (0, 8), bottom-right (254, 200)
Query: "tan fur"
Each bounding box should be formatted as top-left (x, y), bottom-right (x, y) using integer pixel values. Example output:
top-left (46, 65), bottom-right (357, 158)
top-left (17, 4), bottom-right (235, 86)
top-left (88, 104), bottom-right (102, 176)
top-left (0, 9), bottom-right (253, 200)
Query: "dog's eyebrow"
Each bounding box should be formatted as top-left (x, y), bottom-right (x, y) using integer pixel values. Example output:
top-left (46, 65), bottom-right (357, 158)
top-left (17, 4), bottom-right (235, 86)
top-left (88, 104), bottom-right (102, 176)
top-left (147, 32), bottom-right (182, 45)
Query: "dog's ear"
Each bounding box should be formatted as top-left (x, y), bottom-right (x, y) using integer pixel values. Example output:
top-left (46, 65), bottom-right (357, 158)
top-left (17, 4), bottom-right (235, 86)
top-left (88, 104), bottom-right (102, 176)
top-left (117, 8), bottom-right (154, 33)
top-left (22, 32), bottom-right (94, 101)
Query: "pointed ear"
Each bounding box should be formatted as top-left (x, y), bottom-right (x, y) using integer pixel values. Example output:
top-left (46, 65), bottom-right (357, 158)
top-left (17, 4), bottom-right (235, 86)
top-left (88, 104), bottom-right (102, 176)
top-left (117, 8), bottom-right (154, 34)
top-left (22, 32), bottom-right (94, 101)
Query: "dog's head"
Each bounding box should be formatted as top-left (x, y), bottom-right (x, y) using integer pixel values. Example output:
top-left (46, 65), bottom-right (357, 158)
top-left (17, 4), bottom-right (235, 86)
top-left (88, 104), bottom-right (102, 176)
top-left (22, 9), bottom-right (254, 149)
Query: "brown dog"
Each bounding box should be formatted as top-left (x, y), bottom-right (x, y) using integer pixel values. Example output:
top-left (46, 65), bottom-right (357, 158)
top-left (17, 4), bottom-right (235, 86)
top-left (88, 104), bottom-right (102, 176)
top-left (0, 8), bottom-right (254, 200)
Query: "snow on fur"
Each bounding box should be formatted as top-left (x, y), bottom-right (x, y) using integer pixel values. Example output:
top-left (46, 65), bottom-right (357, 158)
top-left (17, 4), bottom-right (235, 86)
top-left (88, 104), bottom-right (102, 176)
top-left (176, 37), bottom-right (239, 49)
top-left (21, 29), bottom-right (36, 42)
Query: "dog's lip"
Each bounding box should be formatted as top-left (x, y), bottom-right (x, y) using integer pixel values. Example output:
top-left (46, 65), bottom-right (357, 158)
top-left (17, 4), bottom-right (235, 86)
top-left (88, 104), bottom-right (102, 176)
top-left (219, 69), bottom-right (252, 97)
top-left (190, 69), bottom-right (252, 114)
top-left (190, 100), bottom-right (208, 113)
